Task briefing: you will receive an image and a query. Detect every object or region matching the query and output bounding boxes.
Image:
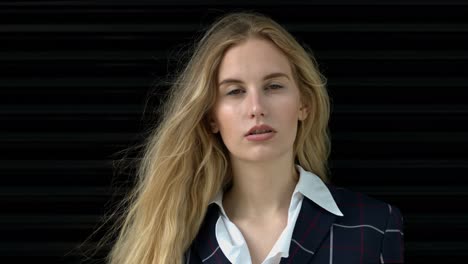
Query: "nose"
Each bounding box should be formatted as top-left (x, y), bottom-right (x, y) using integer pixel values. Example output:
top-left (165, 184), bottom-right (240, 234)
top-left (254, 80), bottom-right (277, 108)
top-left (248, 89), bottom-right (267, 118)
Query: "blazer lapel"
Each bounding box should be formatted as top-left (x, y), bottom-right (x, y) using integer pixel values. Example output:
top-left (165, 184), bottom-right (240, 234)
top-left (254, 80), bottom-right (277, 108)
top-left (281, 194), bottom-right (339, 263)
top-left (193, 204), bottom-right (231, 264)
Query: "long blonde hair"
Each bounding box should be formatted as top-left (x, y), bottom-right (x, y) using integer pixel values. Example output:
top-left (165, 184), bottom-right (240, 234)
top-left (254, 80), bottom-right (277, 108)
top-left (106, 11), bottom-right (330, 264)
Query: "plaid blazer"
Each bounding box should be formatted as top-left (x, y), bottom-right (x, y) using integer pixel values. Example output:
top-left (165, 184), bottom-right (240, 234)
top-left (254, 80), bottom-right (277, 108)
top-left (185, 184), bottom-right (404, 264)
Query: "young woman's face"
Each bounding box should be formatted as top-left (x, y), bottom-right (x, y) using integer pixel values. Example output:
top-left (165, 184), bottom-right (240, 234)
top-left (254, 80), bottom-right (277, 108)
top-left (211, 37), bottom-right (308, 163)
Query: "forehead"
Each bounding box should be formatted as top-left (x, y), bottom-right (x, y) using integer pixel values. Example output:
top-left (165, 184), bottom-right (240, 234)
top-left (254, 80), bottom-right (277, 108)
top-left (217, 37), bottom-right (293, 82)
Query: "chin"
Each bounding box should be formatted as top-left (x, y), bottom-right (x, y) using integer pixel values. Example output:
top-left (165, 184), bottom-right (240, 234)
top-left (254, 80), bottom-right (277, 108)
top-left (236, 150), bottom-right (289, 163)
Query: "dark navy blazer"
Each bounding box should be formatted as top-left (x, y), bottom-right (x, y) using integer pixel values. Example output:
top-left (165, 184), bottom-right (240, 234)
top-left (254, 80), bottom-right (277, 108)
top-left (185, 183), bottom-right (404, 263)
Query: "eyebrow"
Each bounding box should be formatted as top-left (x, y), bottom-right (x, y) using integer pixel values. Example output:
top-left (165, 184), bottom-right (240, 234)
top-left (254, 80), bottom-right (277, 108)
top-left (218, 72), bottom-right (290, 86)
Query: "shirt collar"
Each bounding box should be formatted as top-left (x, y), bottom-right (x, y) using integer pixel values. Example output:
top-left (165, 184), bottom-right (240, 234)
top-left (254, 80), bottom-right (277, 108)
top-left (209, 164), bottom-right (344, 217)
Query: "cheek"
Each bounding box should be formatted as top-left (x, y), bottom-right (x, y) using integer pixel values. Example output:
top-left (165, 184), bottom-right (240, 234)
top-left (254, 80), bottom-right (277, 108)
top-left (214, 105), bottom-right (237, 132)
top-left (278, 97), bottom-right (301, 122)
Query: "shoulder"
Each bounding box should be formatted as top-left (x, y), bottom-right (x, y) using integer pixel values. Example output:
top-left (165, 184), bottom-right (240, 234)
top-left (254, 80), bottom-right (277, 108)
top-left (325, 183), bottom-right (404, 230)
top-left (324, 184), bottom-right (405, 262)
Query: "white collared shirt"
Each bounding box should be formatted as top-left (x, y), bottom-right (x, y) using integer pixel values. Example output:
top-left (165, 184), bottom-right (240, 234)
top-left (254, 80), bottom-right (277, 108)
top-left (209, 165), bottom-right (344, 264)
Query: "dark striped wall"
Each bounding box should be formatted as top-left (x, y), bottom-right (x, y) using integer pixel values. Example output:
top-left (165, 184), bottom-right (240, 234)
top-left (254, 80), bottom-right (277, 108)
top-left (1, 1), bottom-right (467, 263)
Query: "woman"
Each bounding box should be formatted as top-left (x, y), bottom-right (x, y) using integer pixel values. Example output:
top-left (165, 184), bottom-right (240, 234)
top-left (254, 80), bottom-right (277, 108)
top-left (106, 12), bottom-right (404, 264)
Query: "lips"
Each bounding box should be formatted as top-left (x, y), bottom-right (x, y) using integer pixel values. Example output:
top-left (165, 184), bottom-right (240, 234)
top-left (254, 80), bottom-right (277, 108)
top-left (245, 124), bottom-right (276, 136)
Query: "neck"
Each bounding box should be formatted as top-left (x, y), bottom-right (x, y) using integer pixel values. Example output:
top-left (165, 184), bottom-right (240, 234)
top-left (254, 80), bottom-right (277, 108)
top-left (223, 154), bottom-right (298, 221)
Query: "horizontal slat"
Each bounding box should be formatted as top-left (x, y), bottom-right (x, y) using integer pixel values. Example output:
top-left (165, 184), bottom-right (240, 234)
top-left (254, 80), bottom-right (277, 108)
top-left (2, 50), bottom-right (467, 60)
top-left (1, 104), bottom-right (467, 114)
top-left (331, 160), bottom-right (468, 168)
top-left (1, 241), bottom-right (467, 257)
top-left (0, 215), bottom-right (101, 225)
top-left (406, 241), bottom-right (468, 256)
top-left (0, 0), bottom-right (467, 6)
top-left (0, 242), bottom-right (107, 256)
top-left (0, 158), bottom-right (461, 170)
top-left (0, 159), bottom-right (466, 170)
top-left (2, 60), bottom-right (465, 79)
top-left (1, 23), bottom-right (467, 33)
top-left (0, 132), bottom-right (466, 142)
top-left (332, 132), bottom-right (468, 142)
top-left (0, 77), bottom-right (149, 87)
top-left (0, 105), bottom-right (142, 114)
top-left (347, 186), bottom-right (468, 196)
top-left (1, 186), bottom-right (466, 196)
top-left (0, 160), bottom-right (112, 170)
top-left (0, 133), bottom-right (137, 142)
top-left (1, 77), bottom-right (466, 87)
top-left (0, 187), bottom-right (113, 196)
top-left (0, 213), bottom-right (465, 229)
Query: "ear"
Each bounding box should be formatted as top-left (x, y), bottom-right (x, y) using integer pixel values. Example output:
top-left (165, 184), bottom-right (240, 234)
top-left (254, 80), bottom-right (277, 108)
top-left (298, 104), bottom-right (309, 121)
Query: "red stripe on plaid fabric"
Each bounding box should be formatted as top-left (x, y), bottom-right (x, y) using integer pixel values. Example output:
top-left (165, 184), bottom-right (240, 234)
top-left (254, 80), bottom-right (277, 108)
top-left (206, 238), bottom-right (222, 264)
top-left (287, 211), bottom-right (321, 263)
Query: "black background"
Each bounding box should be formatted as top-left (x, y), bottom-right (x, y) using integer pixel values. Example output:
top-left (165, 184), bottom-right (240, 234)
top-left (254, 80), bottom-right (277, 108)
top-left (1, 0), bottom-right (467, 263)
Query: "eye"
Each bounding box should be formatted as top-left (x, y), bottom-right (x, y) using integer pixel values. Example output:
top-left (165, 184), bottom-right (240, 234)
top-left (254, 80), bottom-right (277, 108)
top-left (266, 83), bottom-right (284, 90)
top-left (227, 88), bottom-right (244, 96)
